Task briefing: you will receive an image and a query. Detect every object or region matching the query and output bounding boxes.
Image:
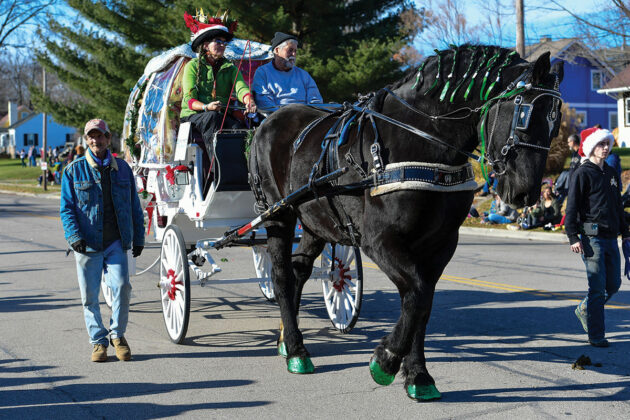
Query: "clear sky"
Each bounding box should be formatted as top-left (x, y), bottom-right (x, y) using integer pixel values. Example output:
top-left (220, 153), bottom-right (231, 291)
top-left (413, 0), bottom-right (606, 53)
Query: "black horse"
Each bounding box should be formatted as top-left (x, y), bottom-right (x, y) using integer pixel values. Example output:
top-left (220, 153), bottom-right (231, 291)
top-left (249, 45), bottom-right (563, 401)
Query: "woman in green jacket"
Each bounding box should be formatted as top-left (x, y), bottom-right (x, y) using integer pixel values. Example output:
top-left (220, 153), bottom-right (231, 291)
top-left (181, 10), bottom-right (257, 143)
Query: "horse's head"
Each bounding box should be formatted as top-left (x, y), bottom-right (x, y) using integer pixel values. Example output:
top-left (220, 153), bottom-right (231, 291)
top-left (482, 52), bottom-right (564, 207)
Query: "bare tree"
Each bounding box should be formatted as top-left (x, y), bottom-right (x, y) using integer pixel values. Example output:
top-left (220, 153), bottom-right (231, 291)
top-left (0, 49), bottom-right (82, 114)
top-left (0, 0), bottom-right (58, 50)
top-left (542, 0), bottom-right (630, 70)
top-left (418, 0), bottom-right (483, 50)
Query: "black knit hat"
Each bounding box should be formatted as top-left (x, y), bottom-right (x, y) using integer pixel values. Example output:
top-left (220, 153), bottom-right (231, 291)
top-left (271, 32), bottom-right (298, 50)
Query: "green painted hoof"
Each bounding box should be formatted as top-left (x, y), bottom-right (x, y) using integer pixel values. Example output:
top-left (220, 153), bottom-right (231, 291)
top-left (277, 341), bottom-right (287, 358)
top-left (287, 357), bottom-right (314, 374)
top-left (407, 384), bottom-right (442, 401)
top-left (369, 357), bottom-right (395, 386)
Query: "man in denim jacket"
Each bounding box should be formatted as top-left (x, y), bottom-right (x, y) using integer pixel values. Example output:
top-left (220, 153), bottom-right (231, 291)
top-left (60, 119), bottom-right (145, 362)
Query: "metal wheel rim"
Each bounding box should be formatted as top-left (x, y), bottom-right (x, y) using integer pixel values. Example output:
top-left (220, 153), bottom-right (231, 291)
top-left (159, 226), bottom-right (190, 343)
top-left (253, 245), bottom-right (275, 302)
top-left (321, 244), bottom-right (363, 333)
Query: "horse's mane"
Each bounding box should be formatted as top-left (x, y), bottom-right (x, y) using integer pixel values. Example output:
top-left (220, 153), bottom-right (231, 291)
top-left (389, 44), bottom-right (525, 103)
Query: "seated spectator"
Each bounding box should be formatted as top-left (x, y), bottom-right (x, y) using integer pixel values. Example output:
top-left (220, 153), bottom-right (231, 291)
top-left (52, 158), bottom-right (64, 184)
top-left (482, 193), bottom-right (518, 224)
top-left (480, 171), bottom-right (497, 196)
top-left (38, 169), bottom-right (55, 186)
top-left (520, 185), bottom-right (562, 229)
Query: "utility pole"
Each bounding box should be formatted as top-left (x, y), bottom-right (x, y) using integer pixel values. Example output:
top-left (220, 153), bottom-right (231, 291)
top-left (516, 0), bottom-right (525, 56)
top-left (42, 67), bottom-right (48, 191)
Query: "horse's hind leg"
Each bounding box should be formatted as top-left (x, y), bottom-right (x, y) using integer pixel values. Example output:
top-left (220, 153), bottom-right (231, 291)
top-left (265, 211), bottom-right (314, 374)
top-left (292, 227), bottom-right (326, 310)
top-left (277, 227), bottom-right (326, 358)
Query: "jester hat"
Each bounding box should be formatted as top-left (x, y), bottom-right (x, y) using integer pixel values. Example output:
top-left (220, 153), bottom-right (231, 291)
top-left (184, 9), bottom-right (238, 51)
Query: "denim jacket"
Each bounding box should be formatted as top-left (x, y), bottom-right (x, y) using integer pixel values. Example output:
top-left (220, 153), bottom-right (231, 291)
top-left (60, 152), bottom-right (145, 252)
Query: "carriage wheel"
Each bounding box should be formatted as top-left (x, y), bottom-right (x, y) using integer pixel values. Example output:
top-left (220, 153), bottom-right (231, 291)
top-left (159, 225), bottom-right (191, 344)
top-left (321, 244), bottom-right (363, 333)
top-left (101, 274), bottom-right (113, 308)
top-left (252, 246), bottom-right (275, 302)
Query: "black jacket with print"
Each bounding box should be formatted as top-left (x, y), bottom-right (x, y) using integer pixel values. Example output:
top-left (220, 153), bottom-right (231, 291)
top-left (565, 160), bottom-right (629, 245)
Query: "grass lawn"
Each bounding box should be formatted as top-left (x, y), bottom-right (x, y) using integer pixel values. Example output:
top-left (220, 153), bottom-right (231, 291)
top-left (0, 157), bottom-right (60, 194)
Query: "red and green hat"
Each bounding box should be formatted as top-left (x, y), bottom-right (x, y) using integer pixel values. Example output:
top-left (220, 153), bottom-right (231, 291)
top-left (184, 9), bottom-right (238, 51)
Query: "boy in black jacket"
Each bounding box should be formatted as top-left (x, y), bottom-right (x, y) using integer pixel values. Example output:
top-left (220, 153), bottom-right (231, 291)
top-left (565, 127), bottom-right (630, 347)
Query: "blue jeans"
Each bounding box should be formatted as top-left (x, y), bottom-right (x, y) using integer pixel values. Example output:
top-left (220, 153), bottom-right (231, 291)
top-left (580, 236), bottom-right (621, 341)
top-left (74, 240), bottom-right (131, 345)
top-left (487, 213), bottom-right (511, 224)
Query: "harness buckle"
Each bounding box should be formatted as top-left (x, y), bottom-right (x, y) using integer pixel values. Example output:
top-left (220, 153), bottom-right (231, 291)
top-left (370, 143), bottom-right (384, 173)
top-left (514, 95), bottom-right (523, 105)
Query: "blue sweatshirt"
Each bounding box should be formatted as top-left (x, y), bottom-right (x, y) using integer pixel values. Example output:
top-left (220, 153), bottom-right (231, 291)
top-left (252, 62), bottom-right (323, 111)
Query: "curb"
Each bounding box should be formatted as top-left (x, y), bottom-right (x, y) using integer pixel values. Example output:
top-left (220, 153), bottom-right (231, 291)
top-left (0, 189), bottom-right (61, 200)
top-left (459, 226), bottom-right (568, 243)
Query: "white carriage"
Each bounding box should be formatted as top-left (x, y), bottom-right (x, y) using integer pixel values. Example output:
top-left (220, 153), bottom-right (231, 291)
top-left (109, 40), bottom-right (364, 343)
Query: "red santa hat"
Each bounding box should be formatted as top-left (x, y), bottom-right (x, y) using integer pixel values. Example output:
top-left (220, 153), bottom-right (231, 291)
top-left (578, 126), bottom-right (614, 158)
top-left (184, 9), bottom-right (238, 51)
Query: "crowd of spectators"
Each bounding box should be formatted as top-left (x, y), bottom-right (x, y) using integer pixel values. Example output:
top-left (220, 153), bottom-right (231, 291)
top-left (471, 129), bottom-right (628, 232)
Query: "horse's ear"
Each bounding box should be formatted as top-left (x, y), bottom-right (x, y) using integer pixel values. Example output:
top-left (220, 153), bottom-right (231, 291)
top-left (532, 51), bottom-right (551, 85)
top-left (550, 60), bottom-right (564, 83)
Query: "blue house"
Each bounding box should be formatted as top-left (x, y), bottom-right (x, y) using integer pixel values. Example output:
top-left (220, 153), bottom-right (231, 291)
top-left (524, 38), bottom-right (618, 130)
top-left (0, 101), bottom-right (77, 157)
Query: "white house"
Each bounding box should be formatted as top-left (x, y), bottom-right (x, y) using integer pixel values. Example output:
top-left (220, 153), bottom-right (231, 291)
top-left (597, 66), bottom-right (630, 146)
top-left (0, 101), bottom-right (77, 157)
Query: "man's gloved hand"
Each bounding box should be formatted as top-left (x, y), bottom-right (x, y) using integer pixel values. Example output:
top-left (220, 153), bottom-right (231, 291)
top-left (71, 239), bottom-right (86, 254)
top-left (132, 245), bottom-right (144, 258)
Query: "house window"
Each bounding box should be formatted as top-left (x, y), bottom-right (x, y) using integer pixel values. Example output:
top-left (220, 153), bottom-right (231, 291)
top-left (626, 97), bottom-right (630, 127)
top-left (23, 133), bottom-right (39, 146)
top-left (591, 70), bottom-right (604, 90)
top-left (609, 112), bottom-right (618, 130)
top-left (575, 110), bottom-right (587, 128)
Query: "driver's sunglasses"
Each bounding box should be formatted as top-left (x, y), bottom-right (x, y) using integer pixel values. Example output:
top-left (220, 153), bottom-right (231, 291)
top-left (213, 39), bottom-right (229, 46)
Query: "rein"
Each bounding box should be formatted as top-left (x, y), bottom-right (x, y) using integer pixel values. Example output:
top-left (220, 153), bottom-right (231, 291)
top-left (373, 68), bottom-right (562, 181)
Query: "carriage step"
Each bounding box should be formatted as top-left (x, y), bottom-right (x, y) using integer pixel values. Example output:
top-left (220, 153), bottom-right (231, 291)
top-left (189, 260), bottom-right (222, 286)
top-left (188, 247), bottom-right (221, 286)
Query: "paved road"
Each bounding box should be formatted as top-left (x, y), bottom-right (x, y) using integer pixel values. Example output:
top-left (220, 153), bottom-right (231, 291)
top-left (1, 193), bottom-right (630, 419)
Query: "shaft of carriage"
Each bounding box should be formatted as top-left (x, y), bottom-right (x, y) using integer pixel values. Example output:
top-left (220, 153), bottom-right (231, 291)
top-left (207, 167), bottom-right (349, 250)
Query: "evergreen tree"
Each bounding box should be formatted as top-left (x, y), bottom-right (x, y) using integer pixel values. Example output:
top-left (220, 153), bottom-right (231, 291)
top-left (32, 0), bottom-right (419, 135)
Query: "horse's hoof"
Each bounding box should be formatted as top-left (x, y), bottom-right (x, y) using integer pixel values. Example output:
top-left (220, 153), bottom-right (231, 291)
top-left (277, 341), bottom-right (287, 358)
top-left (287, 357), bottom-right (314, 374)
top-left (406, 384), bottom-right (442, 401)
top-left (369, 356), bottom-right (395, 386)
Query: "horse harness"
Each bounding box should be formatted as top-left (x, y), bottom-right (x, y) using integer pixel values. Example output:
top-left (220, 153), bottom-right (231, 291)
top-left (248, 66), bottom-right (562, 245)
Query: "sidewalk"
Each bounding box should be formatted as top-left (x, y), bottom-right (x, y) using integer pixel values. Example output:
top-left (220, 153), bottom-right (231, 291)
top-left (0, 188), bottom-right (61, 200)
top-left (459, 226), bottom-right (568, 243)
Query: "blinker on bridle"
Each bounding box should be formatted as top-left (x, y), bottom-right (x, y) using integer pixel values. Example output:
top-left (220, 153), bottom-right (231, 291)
top-left (482, 75), bottom-right (563, 177)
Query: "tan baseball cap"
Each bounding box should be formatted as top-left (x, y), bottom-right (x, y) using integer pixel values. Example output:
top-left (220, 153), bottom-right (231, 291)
top-left (84, 119), bottom-right (110, 135)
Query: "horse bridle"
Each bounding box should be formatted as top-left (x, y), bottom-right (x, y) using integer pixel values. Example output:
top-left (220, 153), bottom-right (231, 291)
top-left (482, 73), bottom-right (563, 175)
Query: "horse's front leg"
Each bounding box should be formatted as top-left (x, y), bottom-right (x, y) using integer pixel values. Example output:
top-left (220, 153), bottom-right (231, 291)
top-left (362, 235), bottom-right (421, 385)
top-left (401, 234), bottom-right (459, 401)
top-left (265, 212), bottom-right (314, 374)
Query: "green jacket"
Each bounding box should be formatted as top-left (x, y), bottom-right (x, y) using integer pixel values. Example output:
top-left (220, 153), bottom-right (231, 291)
top-left (180, 57), bottom-right (251, 119)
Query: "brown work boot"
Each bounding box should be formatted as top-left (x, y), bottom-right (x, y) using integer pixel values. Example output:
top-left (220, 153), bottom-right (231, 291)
top-left (110, 336), bottom-right (132, 361)
top-left (92, 344), bottom-right (108, 362)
